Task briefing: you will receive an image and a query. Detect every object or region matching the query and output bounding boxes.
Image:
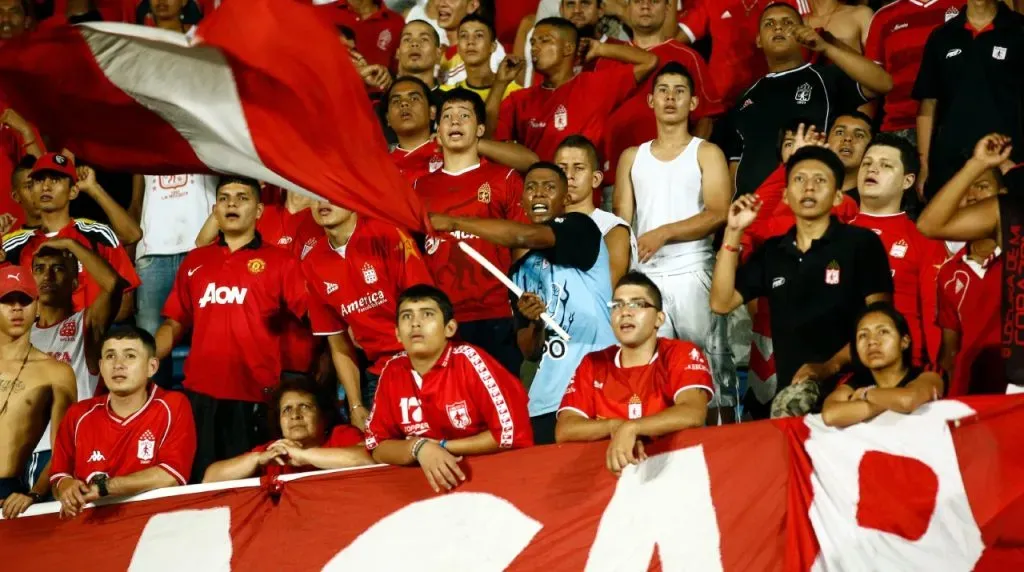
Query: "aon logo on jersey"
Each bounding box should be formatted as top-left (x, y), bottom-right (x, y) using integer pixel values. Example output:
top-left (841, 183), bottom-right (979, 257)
top-left (198, 284), bottom-right (248, 308)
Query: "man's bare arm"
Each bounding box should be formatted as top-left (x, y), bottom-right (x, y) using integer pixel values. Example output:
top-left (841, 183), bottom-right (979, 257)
top-left (443, 431), bottom-right (500, 456)
top-left (76, 167), bottom-right (143, 245)
top-left (917, 158), bottom-right (1000, 241)
top-left (430, 213), bottom-right (556, 250)
top-left (327, 333), bottom-right (365, 422)
top-left (155, 319), bottom-right (185, 361)
top-left (709, 229), bottom-right (746, 315)
top-left (106, 466), bottom-right (180, 497)
top-left (588, 41), bottom-right (660, 83)
top-left (370, 440), bottom-right (418, 466)
top-left (937, 329), bottom-right (959, 374)
top-left (604, 226), bottom-right (632, 286)
top-left (32, 363), bottom-right (77, 497)
top-left (195, 212), bottom-right (219, 247)
top-left (478, 139), bottom-right (539, 173)
top-left (613, 147), bottom-right (639, 224)
top-left (630, 390), bottom-right (709, 437)
top-left (554, 411), bottom-right (624, 443)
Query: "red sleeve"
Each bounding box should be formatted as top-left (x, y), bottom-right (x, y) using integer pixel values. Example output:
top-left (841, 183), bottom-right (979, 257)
top-left (496, 92), bottom-right (520, 142)
top-left (834, 195), bottom-right (860, 223)
top-left (49, 405), bottom-right (81, 485)
top-left (325, 424), bottom-right (365, 447)
top-left (279, 254), bottom-right (309, 320)
top-left (935, 266), bottom-right (961, 332)
top-left (161, 257), bottom-right (194, 327)
top-left (677, 47), bottom-right (725, 119)
top-left (364, 370), bottom-right (401, 451)
top-left (501, 170), bottom-right (530, 223)
top-left (393, 229), bottom-right (435, 289)
top-left (308, 291), bottom-right (346, 335)
top-left (100, 243), bottom-right (142, 290)
top-left (663, 342), bottom-right (714, 401)
top-left (918, 239), bottom-right (947, 363)
top-left (678, 0), bottom-right (710, 42)
top-left (558, 355), bottom-right (597, 418)
top-left (863, 12), bottom-right (885, 65)
top-left (743, 165), bottom-right (789, 261)
top-left (461, 348), bottom-right (533, 449)
top-left (155, 393), bottom-right (196, 486)
top-left (590, 64), bottom-right (639, 109)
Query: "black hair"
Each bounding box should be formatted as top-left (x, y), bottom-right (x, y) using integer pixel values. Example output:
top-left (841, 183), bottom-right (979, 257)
top-left (776, 118), bottom-right (820, 162)
top-left (388, 75), bottom-right (434, 103)
top-left (650, 61), bottom-right (694, 92)
top-left (614, 271), bottom-right (664, 311)
top-left (337, 25), bottom-right (356, 42)
top-left (101, 324), bottom-right (157, 358)
top-left (437, 87), bottom-right (487, 126)
top-left (216, 175), bottom-right (262, 202)
top-left (865, 132), bottom-right (921, 178)
top-left (524, 161), bottom-right (569, 189)
top-left (458, 13), bottom-right (496, 41)
top-left (397, 284), bottom-right (455, 324)
top-left (785, 146), bottom-right (846, 189)
top-left (534, 16), bottom-right (579, 46)
top-left (404, 19), bottom-right (441, 47)
top-left (32, 246), bottom-right (78, 273)
top-left (760, 1), bottom-right (801, 23)
top-left (849, 301), bottom-right (913, 373)
top-left (11, 154), bottom-right (35, 186)
top-left (555, 134), bottom-right (601, 171)
top-left (833, 110), bottom-right (874, 131)
top-left (268, 373), bottom-right (338, 440)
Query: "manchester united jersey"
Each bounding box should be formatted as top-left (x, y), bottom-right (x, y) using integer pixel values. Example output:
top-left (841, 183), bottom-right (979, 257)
top-left (414, 161), bottom-right (527, 322)
top-left (390, 141), bottom-right (444, 184)
top-left (302, 218), bottom-right (434, 373)
top-left (162, 233), bottom-right (308, 402)
top-left (850, 212), bottom-right (946, 365)
top-left (364, 343), bottom-right (533, 450)
top-left (50, 386), bottom-right (196, 486)
top-left (559, 338), bottom-right (713, 421)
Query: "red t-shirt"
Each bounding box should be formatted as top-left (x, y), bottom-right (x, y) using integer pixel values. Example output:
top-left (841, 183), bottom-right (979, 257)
top-left (599, 40), bottom-right (725, 178)
top-left (496, 64), bottom-right (638, 161)
top-left (559, 338), bottom-right (714, 421)
top-left (250, 424), bottom-right (364, 478)
top-left (936, 249), bottom-right (1004, 396)
top-left (414, 161), bottom-right (527, 322)
top-left (678, 0), bottom-right (810, 105)
top-left (317, 0), bottom-right (405, 70)
top-left (390, 141), bottom-right (444, 184)
top-left (1, 218), bottom-right (141, 312)
top-left (364, 343), bottom-right (533, 450)
top-left (50, 386), bottom-right (196, 486)
top-left (302, 218), bottom-right (434, 373)
top-left (850, 212), bottom-right (946, 365)
top-left (162, 235), bottom-right (308, 402)
top-left (864, 0), bottom-right (963, 132)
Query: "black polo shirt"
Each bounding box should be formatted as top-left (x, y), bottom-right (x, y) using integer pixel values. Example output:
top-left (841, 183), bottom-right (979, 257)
top-left (735, 218), bottom-right (894, 387)
top-left (718, 63), bottom-right (869, 197)
top-left (912, 3), bottom-right (1024, 197)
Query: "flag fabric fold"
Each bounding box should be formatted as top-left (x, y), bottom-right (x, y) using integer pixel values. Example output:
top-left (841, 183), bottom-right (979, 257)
top-left (0, 0), bottom-right (429, 233)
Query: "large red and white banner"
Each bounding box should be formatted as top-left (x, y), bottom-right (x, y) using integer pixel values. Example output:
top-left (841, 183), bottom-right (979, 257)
top-left (2, 398), bottom-right (1022, 571)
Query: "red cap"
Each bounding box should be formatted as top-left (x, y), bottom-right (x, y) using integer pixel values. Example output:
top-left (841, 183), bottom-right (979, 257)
top-left (0, 267), bottom-right (38, 300)
top-left (30, 152), bottom-right (77, 182)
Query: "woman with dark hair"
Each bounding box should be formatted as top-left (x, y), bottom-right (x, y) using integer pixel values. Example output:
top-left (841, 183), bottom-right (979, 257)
top-left (202, 375), bottom-right (373, 482)
top-left (821, 302), bottom-right (945, 428)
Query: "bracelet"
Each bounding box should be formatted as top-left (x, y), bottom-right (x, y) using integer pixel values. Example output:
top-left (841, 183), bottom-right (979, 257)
top-left (27, 492), bottom-right (42, 503)
top-left (722, 243), bottom-right (742, 254)
top-left (411, 437), bottom-right (429, 460)
top-left (350, 403), bottom-right (367, 411)
top-left (439, 439), bottom-right (448, 450)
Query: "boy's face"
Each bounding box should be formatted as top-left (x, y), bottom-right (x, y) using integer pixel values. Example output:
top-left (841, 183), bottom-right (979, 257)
top-left (555, 146), bottom-right (602, 207)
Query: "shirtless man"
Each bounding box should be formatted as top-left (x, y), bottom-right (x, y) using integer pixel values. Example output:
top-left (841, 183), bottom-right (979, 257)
top-left (0, 268), bottom-right (76, 519)
top-left (806, 0), bottom-right (873, 53)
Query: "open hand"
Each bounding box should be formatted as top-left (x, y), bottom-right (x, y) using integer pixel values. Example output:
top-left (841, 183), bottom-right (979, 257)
top-left (726, 194), bottom-right (762, 232)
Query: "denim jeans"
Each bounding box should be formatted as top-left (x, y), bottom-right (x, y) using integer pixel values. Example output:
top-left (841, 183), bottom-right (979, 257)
top-left (136, 253), bottom-right (188, 388)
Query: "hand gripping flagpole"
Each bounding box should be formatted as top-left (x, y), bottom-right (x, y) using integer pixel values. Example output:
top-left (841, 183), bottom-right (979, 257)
top-left (457, 241), bottom-right (572, 341)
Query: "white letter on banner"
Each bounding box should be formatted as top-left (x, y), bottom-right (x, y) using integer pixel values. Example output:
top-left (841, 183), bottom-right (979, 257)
top-left (323, 492), bottom-right (542, 571)
top-left (585, 445), bottom-right (724, 572)
top-left (128, 507), bottom-right (233, 572)
top-left (806, 402), bottom-right (984, 572)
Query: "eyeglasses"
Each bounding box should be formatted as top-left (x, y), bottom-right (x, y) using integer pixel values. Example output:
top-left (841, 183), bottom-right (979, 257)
top-left (607, 299), bottom-right (659, 312)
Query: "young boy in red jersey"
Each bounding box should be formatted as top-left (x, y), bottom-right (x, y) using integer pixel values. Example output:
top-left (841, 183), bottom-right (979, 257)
top-left (365, 285), bottom-right (532, 493)
top-left (52, 325), bottom-right (195, 518)
top-left (849, 133), bottom-right (947, 366)
top-left (555, 272), bottom-right (712, 474)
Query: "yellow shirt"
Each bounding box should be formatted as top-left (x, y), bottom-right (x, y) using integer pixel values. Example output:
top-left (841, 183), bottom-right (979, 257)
top-left (440, 79), bottom-right (523, 102)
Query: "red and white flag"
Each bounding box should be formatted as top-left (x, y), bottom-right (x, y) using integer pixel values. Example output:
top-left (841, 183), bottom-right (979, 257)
top-left (0, 0), bottom-right (429, 232)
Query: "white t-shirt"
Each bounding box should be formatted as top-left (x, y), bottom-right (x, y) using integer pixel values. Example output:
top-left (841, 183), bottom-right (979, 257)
top-left (136, 174), bottom-right (217, 259)
top-left (31, 311), bottom-right (97, 454)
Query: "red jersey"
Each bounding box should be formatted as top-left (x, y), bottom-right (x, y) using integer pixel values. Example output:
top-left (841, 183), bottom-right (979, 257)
top-left (495, 0), bottom-right (540, 52)
top-left (390, 141), bottom-right (444, 184)
top-left (1, 218), bottom-right (141, 312)
top-left (256, 204), bottom-right (323, 260)
top-left (364, 343), bottom-right (533, 450)
top-left (599, 40), bottom-right (725, 178)
top-left (317, 0), bottom-right (405, 70)
top-left (0, 97), bottom-right (45, 229)
top-left (850, 212), bottom-right (945, 365)
top-left (250, 424), bottom-right (364, 478)
top-left (162, 234), bottom-right (308, 403)
top-left (559, 338), bottom-right (714, 421)
top-left (936, 248), bottom-right (1004, 396)
top-left (864, 0), bottom-right (963, 131)
top-left (49, 386), bottom-right (196, 487)
top-left (496, 64), bottom-right (637, 161)
top-left (679, 0), bottom-right (811, 105)
top-left (302, 218), bottom-right (434, 373)
top-left (414, 161), bottom-right (527, 322)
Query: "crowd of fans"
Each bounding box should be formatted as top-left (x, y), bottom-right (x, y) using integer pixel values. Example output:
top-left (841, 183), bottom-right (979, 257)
top-left (0, 0), bottom-right (1022, 520)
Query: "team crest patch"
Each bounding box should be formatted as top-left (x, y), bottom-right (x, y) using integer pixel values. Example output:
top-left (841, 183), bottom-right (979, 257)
top-left (944, 7), bottom-right (959, 21)
top-left (247, 258), bottom-right (266, 274)
top-left (553, 104), bottom-right (568, 131)
top-left (740, 98), bottom-right (753, 110)
top-left (795, 82), bottom-right (812, 104)
top-left (137, 430), bottom-right (155, 462)
top-left (825, 260), bottom-right (841, 285)
top-left (993, 46), bottom-right (1007, 61)
top-left (377, 29), bottom-right (393, 50)
top-left (628, 394), bottom-right (642, 420)
top-left (446, 400), bottom-right (471, 429)
top-left (362, 262), bottom-right (378, 284)
top-left (425, 236), bottom-right (443, 255)
top-left (54, 154), bottom-right (67, 165)
top-left (890, 239), bottom-right (908, 259)
top-left (301, 237), bottom-right (317, 260)
top-left (477, 182), bottom-right (492, 204)
top-left (429, 155), bottom-right (444, 173)
top-left (59, 318), bottom-right (78, 339)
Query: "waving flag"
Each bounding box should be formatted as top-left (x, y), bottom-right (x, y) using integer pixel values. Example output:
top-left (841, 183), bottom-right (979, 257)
top-left (0, 0), bottom-right (429, 232)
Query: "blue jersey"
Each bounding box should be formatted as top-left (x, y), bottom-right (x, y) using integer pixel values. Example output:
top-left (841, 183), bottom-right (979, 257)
top-left (510, 213), bottom-right (616, 416)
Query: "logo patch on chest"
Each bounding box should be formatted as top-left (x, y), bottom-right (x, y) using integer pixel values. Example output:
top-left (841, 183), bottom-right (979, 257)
top-left (446, 400), bottom-right (472, 429)
top-left (890, 239), bottom-right (909, 259)
top-left (137, 430), bottom-right (155, 462)
top-left (247, 258), bottom-right (266, 275)
top-left (553, 104), bottom-right (568, 130)
top-left (825, 260), bottom-right (841, 285)
top-left (795, 82), bottom-right (812, 104)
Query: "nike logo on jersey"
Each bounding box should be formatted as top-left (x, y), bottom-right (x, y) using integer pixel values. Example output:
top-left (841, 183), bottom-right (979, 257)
top-left (187, 265), bottom-right (202, 277)
top-left (88, 450), bottom-right (106, 462)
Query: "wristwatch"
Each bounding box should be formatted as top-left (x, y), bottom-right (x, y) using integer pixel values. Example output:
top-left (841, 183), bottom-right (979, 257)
top-left (90, 474), bottom-right (110, 497)
top-left (27, 492), bottom-right (42, 503)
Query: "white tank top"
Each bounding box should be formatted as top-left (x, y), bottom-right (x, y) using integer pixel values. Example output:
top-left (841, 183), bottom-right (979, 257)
top-left (30, 311), bottom-right (98, 453)
top-left (630, 138), bottom-right (713, 273)
top-left (589, 209), bottom-right (638, 271)
top-left (136, 174), bottom-right (217, 259)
